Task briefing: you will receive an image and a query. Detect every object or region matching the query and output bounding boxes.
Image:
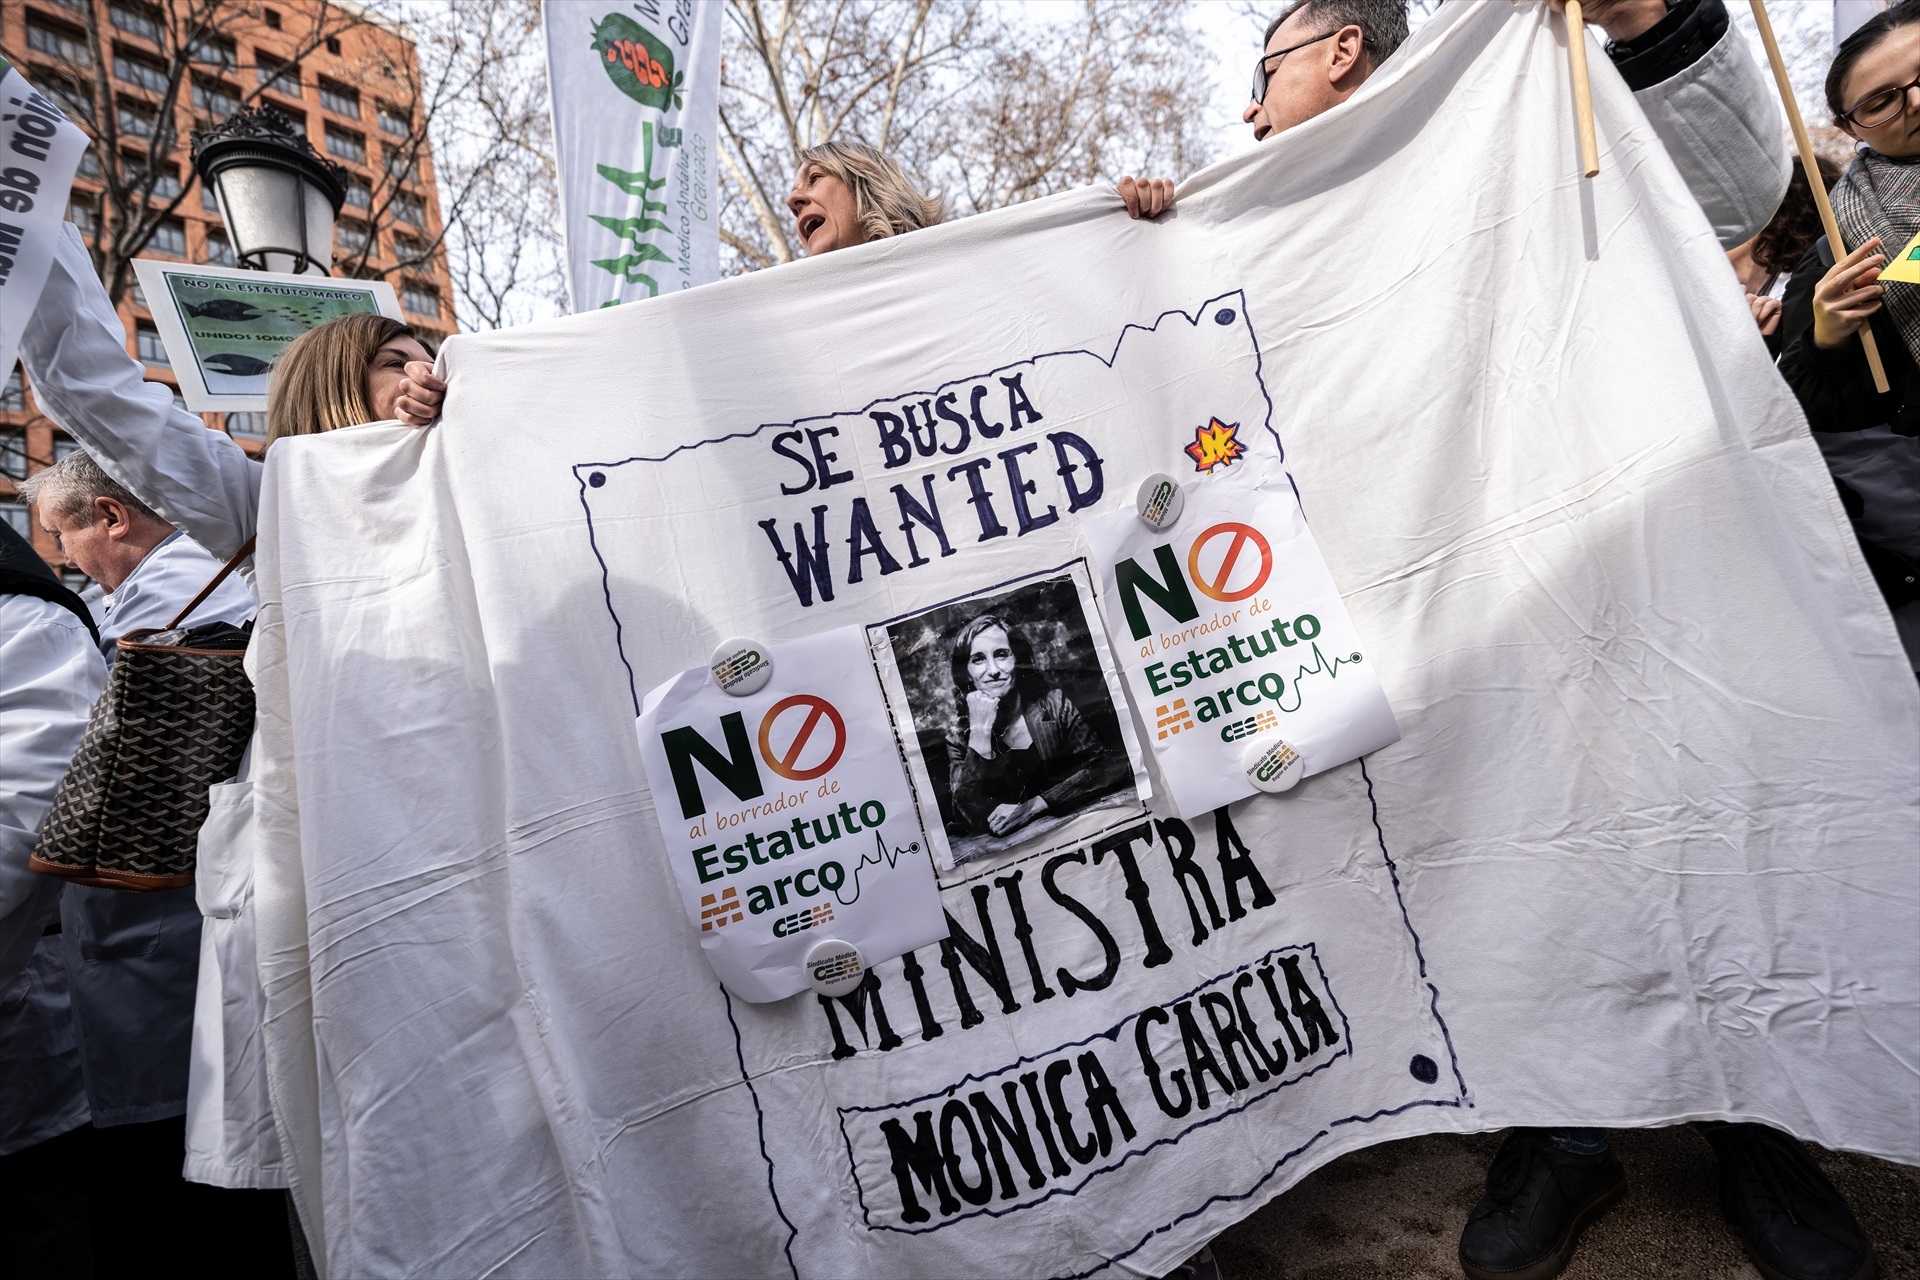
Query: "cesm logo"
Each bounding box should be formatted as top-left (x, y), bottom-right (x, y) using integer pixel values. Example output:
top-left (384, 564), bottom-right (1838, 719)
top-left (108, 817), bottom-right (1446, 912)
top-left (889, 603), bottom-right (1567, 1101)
top-left (1113, 520), bottom-right (1274, 641)
top-left (662, 695), bottom-right (848, 819)
top-left (589, 13), bottom-right (685, 110)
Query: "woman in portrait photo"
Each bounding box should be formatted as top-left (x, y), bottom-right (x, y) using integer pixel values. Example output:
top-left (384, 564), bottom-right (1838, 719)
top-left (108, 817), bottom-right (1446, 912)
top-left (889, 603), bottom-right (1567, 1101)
top-left (944, 613), bottom-right (1119, 840)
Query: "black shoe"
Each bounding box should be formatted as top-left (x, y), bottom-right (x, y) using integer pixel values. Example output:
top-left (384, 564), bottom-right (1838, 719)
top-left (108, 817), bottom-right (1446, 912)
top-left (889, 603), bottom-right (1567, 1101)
top-left (1458, 1129), bottom-right (1626, 1280)
top-left (1704, 1124), bottom-right (1878, 1280)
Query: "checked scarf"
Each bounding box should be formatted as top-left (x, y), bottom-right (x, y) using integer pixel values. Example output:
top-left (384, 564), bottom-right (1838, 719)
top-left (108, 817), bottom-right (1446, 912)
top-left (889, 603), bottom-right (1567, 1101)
top-left (1830, 148), bottom-right (1920, 364)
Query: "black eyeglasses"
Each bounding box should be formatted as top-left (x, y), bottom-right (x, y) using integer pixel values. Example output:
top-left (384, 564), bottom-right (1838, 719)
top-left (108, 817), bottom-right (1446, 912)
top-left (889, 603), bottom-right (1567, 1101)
top-left (1250, 29), bottom-right (1348, 104)
top-left (1840, 71), bottom-right (1920, 129)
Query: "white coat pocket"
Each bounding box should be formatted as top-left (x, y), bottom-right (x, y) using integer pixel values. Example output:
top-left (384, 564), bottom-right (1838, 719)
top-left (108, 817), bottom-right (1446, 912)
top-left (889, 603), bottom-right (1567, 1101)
top-left (194, 779), bottom-right (256, 921)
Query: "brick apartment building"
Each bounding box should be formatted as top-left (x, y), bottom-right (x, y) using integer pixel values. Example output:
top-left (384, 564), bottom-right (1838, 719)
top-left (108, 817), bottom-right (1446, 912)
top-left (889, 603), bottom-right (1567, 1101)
top-left (0, 0), bottom-right (459, 581)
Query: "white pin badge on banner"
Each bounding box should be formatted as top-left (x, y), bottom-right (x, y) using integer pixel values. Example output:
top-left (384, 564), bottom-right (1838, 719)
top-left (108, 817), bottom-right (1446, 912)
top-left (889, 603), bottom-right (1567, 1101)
top-left (805, 938), bottom-right (867, 997)
top-left (1136, 473), bottom-right (1184, 530)
top-left (1243, 737), bottom-right (1304, 793)
top-left (710, 637), bottom-right (773, 696)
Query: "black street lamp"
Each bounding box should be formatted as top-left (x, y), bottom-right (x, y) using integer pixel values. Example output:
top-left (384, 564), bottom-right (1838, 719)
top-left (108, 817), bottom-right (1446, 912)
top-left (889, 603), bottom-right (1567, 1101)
top-left (191, 105), bottom-right (347, 276)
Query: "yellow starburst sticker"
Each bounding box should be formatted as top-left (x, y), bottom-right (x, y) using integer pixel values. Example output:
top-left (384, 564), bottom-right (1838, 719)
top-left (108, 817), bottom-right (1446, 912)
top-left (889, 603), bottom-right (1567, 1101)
top-left (1184, 417), bottom-right (1246, 473)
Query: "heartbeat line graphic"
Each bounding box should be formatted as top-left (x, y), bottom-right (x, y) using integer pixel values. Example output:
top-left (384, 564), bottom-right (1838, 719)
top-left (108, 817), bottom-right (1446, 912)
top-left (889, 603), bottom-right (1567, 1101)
top-left (1275, 642), bottom-right (1366, 714)
top-left (835, 831), bottom-right (921, 907)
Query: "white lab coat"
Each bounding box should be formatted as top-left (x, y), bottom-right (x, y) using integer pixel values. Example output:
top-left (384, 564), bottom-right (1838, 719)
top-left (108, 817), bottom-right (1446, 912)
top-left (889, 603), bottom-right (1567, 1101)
top-left (19, 226), bottom-right (285, 1189)
top-left (0, 595), bottom-right (104, 1155)
top-left (98, 529), bottom-right (257, 658)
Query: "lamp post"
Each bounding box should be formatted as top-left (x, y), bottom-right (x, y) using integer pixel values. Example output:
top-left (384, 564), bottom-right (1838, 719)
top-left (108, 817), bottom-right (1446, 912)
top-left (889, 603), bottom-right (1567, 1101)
top-left (191, 105), bottom-right (347, 276)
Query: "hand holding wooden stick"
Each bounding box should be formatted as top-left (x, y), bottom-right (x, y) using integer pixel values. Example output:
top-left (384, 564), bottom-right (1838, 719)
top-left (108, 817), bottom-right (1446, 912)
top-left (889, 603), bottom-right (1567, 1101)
top-left (1566, 1), bottom-right (1601, 179)
top-left (1748, 0), bottom-right (1891, 393)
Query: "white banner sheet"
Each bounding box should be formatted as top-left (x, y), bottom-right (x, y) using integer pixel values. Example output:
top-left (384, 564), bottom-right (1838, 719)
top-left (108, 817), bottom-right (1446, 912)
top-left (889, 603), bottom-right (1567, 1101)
top-left (0, 60), bottom-right (86, 380)
top-left (545, 0), bottom-right (720, 308)
top-left (635, 626), bottom-right (946, 1000)
top-left (1081, 473), bottom-right (1400, 817)
top-left (251, 6), bottom-right (1920, 1276)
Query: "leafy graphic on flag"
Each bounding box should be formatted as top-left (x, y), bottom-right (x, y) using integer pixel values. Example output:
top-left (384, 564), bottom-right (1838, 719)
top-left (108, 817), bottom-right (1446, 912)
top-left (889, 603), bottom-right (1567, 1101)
top-left (1184, 417), bottom-right (1246, 473)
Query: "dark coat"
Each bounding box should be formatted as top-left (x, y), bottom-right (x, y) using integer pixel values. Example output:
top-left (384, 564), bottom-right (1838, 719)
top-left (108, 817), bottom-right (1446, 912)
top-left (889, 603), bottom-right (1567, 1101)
top-left (1776, 239), bottom-right (1920, 623)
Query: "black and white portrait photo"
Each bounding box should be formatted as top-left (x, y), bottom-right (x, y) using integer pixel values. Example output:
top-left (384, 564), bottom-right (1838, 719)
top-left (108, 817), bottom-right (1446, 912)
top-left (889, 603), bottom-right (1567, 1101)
top-left (874, 565), bottom-right (1147, 866)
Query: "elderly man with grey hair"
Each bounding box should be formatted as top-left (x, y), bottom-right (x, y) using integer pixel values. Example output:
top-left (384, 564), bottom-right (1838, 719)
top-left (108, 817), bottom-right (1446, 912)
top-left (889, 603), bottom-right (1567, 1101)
top-left (18, 450), bottom-right (253, 657)
top-left (6, 450), bottom-right (263, 1272)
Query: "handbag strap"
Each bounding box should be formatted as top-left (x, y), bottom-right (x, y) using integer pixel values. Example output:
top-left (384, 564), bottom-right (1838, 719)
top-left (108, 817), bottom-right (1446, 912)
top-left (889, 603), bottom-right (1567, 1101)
top-left (165, 535), bottom-right (257, 631)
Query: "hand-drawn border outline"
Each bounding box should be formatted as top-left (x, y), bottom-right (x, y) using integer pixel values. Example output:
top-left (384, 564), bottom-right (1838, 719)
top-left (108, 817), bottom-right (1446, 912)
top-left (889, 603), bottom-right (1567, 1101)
top-left (832, 942), bottom-right (1357, 1233)
top-left (568, 291), bottom-right (1466, 1280)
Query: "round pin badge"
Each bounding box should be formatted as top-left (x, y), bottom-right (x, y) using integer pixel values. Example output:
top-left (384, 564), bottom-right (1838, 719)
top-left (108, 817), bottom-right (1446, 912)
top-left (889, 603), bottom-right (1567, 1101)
top-left (805, 938), bottom-right (867, 998)
top-left (1243, 737), bottom-right (1304, 793)
top-left (710, 637), bottom-right (772, 697)
top-left (1136, 473), bottom-right (1184, 531)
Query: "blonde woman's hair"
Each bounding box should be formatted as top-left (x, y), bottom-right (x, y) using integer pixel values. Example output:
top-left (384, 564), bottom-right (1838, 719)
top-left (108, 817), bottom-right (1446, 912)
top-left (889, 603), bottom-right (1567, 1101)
top-left (265, 312), bottom-right (431, 447)
top-left (795, 140), bottom-right (943, 245)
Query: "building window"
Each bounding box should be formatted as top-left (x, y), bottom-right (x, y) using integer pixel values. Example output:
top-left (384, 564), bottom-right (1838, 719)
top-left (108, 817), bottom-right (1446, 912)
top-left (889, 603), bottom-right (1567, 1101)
top-left (29, 21), bottom-right (93, 67)
top-left (116, 100), bottom-right (159, 139)
top-left (201, 180), bottom-right (221, 211)
top-left (392, 191), bottom-right (426, 227)
top-left (114, 50), bottom-right (171, 95)
top-left (188, 32), bottom-right (237, 69)
top-left (325, 36), bottom-right (342, 56)
top-left (324, 125), bottom-right (365, 164)
top-left (136, 324), bottom-right (170, 367)
top-left (77, 147), bottom-right (102, 180)
top-left (343, 178), bottom-right (371, 211)
top-left (1, 431), bottom-right (28, 482)
top-left (392, 233), bottom-right (427, 264)
top-left (225, 411), bottom-right (268, 440)
top-left (205, 231), bottom-right (236, 267)
top-left (44, 77), bottom-right (92, 124)
top-left (53, 435), bottom-right (81, 461)
top-left (147, 218), bottom-right (187, 256)
top-left (2, 367), bottom-right (26, 411)
top-left (377, 101), bottom-right (409, 137)
top-left (264, 8), bottom-right (283, 29)
top-left (129, 279), bottom-right (147, 308)
top-left (1, 500), bottom-right (29, 539)
top-left (334, 220), bottom-right (371, 254)
top-left (109, 2), bottom-right (165, 44)
top-left (382, 152), bottom-right (420, 185)
top-left (68, 196), bottom-right (98, 236)
top-left (401, 280), bottom-right (440, 318)
top-left (318, 78), bottom-right (359, 118)
top-left (257, 56), bottom-right (300, 96)
top-left (124, 158), bottom-right (183, 203)
top-left (193, 78), bottom-right (240, 119)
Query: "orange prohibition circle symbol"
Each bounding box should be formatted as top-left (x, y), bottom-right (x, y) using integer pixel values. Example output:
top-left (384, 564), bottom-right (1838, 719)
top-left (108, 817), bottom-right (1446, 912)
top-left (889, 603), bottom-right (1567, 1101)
top-left (758, 694), bottom-right (848, 781)
top-left (1187, 521), bottom-right (1273, 602)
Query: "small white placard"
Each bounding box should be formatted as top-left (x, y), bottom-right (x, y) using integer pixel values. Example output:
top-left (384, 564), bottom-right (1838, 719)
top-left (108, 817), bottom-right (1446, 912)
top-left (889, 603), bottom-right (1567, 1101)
top-left (131, 259), bottom-right (403, 412)
top-left (1081, 472), bottom-right (1400, 817)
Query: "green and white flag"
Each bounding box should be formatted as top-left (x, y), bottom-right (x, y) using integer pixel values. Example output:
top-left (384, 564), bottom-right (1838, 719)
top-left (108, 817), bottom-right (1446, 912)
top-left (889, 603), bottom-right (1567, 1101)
top-left (0, 58), bottom-right (88, 379)
top-left (544, 0), bottom-right (720, 309)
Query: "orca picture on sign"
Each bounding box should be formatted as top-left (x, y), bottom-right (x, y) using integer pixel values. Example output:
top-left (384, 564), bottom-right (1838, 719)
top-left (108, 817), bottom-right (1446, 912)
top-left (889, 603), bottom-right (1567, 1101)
top-left (869, 563), bottom-right (1151, 869)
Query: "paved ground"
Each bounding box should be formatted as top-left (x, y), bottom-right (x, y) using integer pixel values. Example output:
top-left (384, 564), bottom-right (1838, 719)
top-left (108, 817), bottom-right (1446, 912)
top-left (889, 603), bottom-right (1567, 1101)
top-left (1211, 1127), bottom-right (1919, 1280)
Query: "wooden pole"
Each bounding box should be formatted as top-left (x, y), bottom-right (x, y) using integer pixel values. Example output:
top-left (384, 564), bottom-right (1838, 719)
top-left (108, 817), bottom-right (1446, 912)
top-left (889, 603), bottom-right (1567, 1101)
top-left (1749, 0), bottom-right (1890, 392)
top-left (1566, 1), bottom-right (1601, 179)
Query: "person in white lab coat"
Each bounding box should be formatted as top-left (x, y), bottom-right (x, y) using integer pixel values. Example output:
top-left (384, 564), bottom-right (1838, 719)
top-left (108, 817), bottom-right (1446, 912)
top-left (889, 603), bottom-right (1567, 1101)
top-left (0, 519), bottom-right (104, 1275)
top-left (13, 448), bottom-right (257, 1210)
top-left (16, 232), bottom-right (437, 1267)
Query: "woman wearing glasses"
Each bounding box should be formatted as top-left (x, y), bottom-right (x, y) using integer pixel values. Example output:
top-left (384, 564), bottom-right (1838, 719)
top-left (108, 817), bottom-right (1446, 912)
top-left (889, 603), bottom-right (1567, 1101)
top-left (1777, 0), bottom-right (1920, 678)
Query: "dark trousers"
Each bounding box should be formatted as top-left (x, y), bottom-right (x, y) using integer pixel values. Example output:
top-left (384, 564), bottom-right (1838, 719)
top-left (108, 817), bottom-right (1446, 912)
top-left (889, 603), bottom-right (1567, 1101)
top-left (0, 1116), bottom-right (296, 1279)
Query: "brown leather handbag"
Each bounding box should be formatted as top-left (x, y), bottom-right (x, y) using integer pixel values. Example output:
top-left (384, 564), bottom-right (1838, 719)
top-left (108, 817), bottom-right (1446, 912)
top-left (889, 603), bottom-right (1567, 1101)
top-left (30, 538), bottom-right (256, 891)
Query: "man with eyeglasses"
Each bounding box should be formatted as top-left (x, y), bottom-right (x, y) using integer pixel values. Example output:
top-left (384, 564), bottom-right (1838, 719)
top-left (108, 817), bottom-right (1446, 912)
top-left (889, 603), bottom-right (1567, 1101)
top-left (1244, 0), bottom-right (1787, 250)
top-left (1230, 6), bottom-right (1880, 1280)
